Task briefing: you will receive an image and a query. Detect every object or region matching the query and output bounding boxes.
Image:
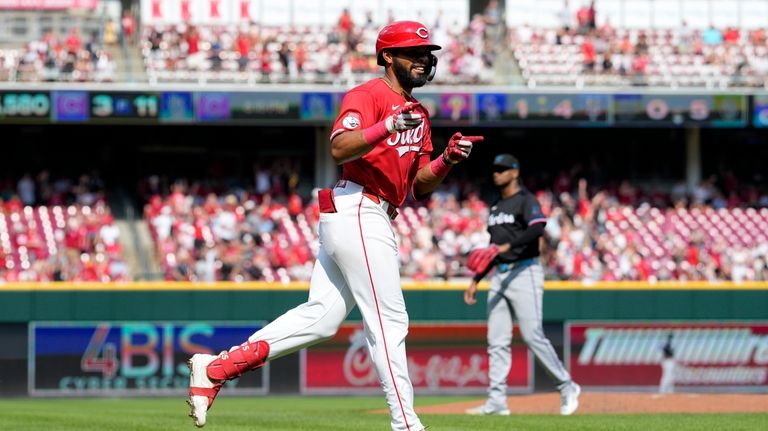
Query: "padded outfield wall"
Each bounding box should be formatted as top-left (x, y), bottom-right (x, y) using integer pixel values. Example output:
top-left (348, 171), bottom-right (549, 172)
top-left (0, 282), bottom-right (766, 397)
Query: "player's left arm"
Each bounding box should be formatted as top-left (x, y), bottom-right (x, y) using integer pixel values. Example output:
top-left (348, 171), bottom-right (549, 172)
top-left (412, 131), bottom-right (484, 199)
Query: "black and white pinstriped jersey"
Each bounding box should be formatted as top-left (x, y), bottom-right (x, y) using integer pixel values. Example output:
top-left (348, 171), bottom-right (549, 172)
top-left (487, 187), bottom-right (548, 263)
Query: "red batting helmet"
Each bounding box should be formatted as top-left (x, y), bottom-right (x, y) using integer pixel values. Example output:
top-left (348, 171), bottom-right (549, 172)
top-left (376, 20), bottom-right (442, 66)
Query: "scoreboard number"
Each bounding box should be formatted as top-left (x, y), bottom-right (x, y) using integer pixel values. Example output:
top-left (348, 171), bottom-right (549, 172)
top-left (92, 94), bottom-right (113, 117)
top-left (0, 92), bottom-right (50, 116)
top-left (91, 93), bottom-right (159, 119)
top-left (134, 95), bottom-right (159, 117)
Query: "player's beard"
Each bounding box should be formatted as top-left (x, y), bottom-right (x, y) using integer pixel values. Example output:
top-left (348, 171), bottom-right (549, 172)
top-left (393, 60), bottom-right (428, 88)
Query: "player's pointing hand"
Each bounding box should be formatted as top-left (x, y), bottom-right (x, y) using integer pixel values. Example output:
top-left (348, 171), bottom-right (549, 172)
top-left (443, 132), bottom-right (484, 164)
top-left (386, 102), bottom-right (424, 133)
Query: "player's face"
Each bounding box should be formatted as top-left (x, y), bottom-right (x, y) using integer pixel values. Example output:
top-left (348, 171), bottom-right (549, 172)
top-left (492, 166), bottom-right (517, 187)
top-left (391, 47), bottom-right (431, 88)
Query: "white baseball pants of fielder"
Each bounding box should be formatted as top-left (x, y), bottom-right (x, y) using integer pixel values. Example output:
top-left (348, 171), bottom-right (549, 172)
top-left (485, 261), bottom-right (572, 410)
top-left (659, 358), bottom-right (676, 393)
top-left (246, 181), bottom-right (423, 431)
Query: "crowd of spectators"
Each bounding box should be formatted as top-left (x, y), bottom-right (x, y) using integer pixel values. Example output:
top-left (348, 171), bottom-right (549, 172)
top-left (0, 172), bottom-right (128, 282)
top-left (143, 166), bottom-right (768, 283)
top-left (0, 27), bottom-right (117, 83)
top-left (141, 9), bottom-right (498, 85)
top-left (540, 177), bottom-right (768, 282)
top-left (2, 166), bottom-right (766, 284)
top-left (513, 1), bottom-right (768, 87)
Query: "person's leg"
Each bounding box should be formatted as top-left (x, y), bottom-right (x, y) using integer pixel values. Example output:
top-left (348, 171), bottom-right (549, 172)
top-left (509, 262), bottom-right (579, 415)
top-left (510, 263), bottom-right (571, 383)
top-left (188, 246), bottom-right (354, 427)
top-left (248, 248), bottom-right (355, 359)
top-left (326, 189), bottom-right (423, 431)
top-left (484, 271), bottom-right (514, 412)
top-left (659, 358), bottom-right (675, 393)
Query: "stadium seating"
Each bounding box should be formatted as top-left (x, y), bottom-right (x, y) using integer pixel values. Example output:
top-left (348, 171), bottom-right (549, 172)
top-left (547, 204), bottom-right (768, 282)
top-left (140, 23), bottom-right (494, 85)
top-left (0, 28), bottom-right (117, 83)
top-left (513, 26), bottom-right (767, 88)
top-left (144, 183), bottom-right (768, 283)
top-left (0, 173), bottom-right (128, 282)
top-left (0, 202), bottom-right (128, 281)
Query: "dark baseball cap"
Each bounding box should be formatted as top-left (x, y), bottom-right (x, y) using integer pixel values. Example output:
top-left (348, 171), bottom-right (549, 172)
top-left (493, 154), bottom-right (520, 170)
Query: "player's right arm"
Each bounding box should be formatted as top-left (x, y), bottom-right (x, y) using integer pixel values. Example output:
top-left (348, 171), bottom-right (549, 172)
top-left (464, 279), bottom-right (479, 305)
top-left (330, 91), bottom-right (423, 164)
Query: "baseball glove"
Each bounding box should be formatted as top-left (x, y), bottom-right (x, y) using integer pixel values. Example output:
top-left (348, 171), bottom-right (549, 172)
top-left (467, 244), bottom-right (499, 274)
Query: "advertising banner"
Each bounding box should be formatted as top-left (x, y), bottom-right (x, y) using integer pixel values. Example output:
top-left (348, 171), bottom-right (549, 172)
top-left (301, 323), bottom-right (533, 394)
top-left (53, 91), bottom-right (89, 122)
top-left (416, 92), bottom-right (473, 124)
top-left (0, 88), bottom-right (758, 128)
top-left (477, 93), bottom-right (610, 126)
top-left (229, 91), bottom-right (301, 121)
top-left (613, 94), bottom-right (746, 127)
top-left (29, 321), bottom-right (267, 396)
top-left (566, 322), bottom-right (768, 390)
top-left (753, 94), bottom-right (768, 128)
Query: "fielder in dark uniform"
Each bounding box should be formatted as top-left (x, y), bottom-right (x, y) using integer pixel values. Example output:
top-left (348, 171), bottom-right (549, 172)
top-left (464, 154), bottom-right (581, 416)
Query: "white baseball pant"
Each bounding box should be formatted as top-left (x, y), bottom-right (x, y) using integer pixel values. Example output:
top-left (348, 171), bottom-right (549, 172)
top-left (659, 358), bottom-right (676, 393)
top-left (247, 180), bottom-right (423, 431)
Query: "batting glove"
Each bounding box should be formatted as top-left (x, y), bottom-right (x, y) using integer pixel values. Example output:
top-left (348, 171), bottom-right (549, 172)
top-left (443, 132), bottom-right (484, 164)
top-left (385, 103), bottom-right (423, 133)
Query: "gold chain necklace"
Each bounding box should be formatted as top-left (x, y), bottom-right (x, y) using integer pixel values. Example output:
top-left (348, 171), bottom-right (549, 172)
top-left (380, 76), bottom-right (411, 99)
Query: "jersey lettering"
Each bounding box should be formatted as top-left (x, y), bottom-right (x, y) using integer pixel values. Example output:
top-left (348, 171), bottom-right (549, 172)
top-left (488, 212), bottom-right (516, 226)
top-left (386, 122), bottom-right (425, 156)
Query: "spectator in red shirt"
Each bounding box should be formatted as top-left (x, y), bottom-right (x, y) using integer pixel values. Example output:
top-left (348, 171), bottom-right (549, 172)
top-left (235, 31), bottom-right (249, 70)
top-left (576, 4), bottom-right (591, 34)
top-left (582, 37), bottom-right (596, 71)
top-left (121, 11), bottom-right (135, 45)
top-left (294, 42), bottom-right (306, 72)
top-left (65, 28), bottom-right (82, 54)
top-left (724, 27), bottom-right (740, 45)
top-left (337, 8), bottom-right (353, 35)
top-left (186, 27), bottom-right (200, 55)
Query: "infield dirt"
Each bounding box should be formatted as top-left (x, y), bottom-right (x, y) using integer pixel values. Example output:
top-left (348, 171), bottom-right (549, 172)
top-left (417, 393), bottom-right (768, 415)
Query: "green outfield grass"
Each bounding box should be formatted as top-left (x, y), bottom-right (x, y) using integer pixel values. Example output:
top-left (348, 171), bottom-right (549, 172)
top-left (0, 396), bottom-right (765, 431)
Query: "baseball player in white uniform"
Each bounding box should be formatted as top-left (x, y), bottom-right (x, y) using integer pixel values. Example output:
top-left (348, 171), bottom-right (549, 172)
top-left (186, 21), bottom-right (483, 431)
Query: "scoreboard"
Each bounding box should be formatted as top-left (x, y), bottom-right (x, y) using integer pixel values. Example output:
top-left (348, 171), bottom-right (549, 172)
top-left (476, 93), bottom-right (610, 125)
top-left (90, 92), bottom-right (160, 121)
top-left (613, 94), bottom-right (746, 127)
top-left (0, 88), bottom-right (757, 128)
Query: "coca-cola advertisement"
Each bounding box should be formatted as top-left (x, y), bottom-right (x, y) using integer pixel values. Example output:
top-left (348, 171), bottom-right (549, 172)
top-left (566, 322), bottom-right (768, 390)
top-left (301, 323), bottom-right (533, 394)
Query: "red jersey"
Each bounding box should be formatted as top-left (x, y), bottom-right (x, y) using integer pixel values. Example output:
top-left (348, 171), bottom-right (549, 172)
top-left (330, 78), bottom-right (433, 207)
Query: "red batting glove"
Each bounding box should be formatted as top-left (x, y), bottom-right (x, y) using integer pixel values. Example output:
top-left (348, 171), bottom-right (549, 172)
top-left (443, 132), bottom-right (484, 164)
